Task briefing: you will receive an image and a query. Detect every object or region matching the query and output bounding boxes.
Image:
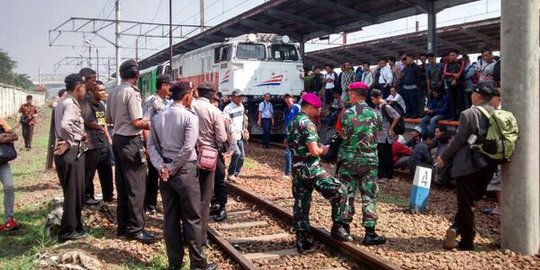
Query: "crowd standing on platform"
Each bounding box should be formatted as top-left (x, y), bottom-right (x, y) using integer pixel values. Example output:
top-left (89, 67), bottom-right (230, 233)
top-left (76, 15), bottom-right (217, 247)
top-left (0, 45), bottom-right (515, 269)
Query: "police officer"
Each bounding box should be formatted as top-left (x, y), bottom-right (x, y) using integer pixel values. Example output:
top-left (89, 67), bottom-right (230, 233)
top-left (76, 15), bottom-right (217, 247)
top-left (191, 82), bottom-right (227, 243)
top-left (147, 81), bottom-right (218, 270)
top-left (54, 74), bottom-right (87, 243)
top-left (142, 74), bottom-right (172, 215)
top-left (105, 59), bottom-right (154, 244)
top-left (338, 82), bottom-right (386, 245)
top-left (287, 93), bottom-right (351, 253)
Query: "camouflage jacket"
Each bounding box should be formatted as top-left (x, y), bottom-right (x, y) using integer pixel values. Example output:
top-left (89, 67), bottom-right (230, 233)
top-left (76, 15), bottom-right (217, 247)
top-left (287, 112), bottom-right (320, 167)
top-left (338, 101), bottom-right (381, 166)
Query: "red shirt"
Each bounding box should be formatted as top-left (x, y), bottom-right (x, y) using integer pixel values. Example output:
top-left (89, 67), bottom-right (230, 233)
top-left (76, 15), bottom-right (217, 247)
top-left (392, 140), bottom-right (412, 164)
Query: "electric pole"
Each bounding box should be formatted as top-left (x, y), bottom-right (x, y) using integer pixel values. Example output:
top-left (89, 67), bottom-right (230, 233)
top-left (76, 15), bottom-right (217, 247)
top-left (200, 0), bottom-right (205, 32)
top-left (169, 0), bottom-right (173, 76)
top-left (115, 0), bottom-right (121, 85)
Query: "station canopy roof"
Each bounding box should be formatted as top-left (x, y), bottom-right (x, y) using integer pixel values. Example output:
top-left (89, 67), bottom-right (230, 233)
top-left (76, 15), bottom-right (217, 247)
top-left (138, 0), bottom-right (478, 70)
top-left (304, 17), bottom-right (500, 66)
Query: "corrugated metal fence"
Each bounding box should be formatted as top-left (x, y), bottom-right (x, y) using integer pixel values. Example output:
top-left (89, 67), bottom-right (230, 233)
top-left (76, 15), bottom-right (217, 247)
top-left (0, 83), bottom-right (46, 118)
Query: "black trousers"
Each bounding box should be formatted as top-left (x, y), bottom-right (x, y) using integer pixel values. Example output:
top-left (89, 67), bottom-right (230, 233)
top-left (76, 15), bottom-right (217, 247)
top-left (112, 134), bottom-right (147, 236)
top-left (85, 147), bottom-right (115, 201)
top-left (161, 162), bottom-right (207, 268)
top-left (454, 166), bottom-right (494, 248)
top-left (145, 162), bottom-right (159, 209)
top-left (448, 85), bottom-right (465, 120)
top-left (54, 145), bottom-right (85, 238)
top-left (402, 87), bottom-right (420, 118)
top-left (212, 155), bottom-right (227, 207)
top-left (261, 118), bottom-right (272, 148)
top-left (21, 123), bottom-right (34, 148)
top-left (199, 167), bottom-right (216, 244)
top-left (377, 142), bottom-right (393, 179)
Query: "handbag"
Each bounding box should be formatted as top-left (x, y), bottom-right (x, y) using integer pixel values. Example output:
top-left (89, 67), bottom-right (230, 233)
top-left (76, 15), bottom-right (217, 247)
top-left (197, 145), bottom-right (219, 171)
top-left (0, 143), bottom-right (17, 163)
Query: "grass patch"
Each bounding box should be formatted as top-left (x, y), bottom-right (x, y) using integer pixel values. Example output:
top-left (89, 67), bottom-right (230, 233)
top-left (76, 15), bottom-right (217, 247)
top-left (0, 107), bottom-right (55, 269)
top-left (242, 158), bottom-right (258, 169)
top-left (379, 193), bottom-right (409, 208)
top-left (0, 203), bottom-right (54, 268)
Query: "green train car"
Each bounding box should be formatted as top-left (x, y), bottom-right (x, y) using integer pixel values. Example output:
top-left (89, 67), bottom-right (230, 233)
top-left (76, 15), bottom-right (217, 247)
top-left (137, 63), bottom-right (170, 99)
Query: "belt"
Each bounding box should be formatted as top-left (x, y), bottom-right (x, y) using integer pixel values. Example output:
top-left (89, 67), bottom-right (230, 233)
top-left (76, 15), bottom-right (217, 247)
top-left (403, 84), bottom-right (418, 90)
top-left (114, 134), bottom-right (139, 138)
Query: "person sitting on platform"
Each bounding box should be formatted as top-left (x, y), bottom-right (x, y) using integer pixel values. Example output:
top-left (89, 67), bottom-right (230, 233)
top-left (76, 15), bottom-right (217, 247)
top-left (409, 132), bottom-right (435, 175)
top-left (420, 88), bottom-right (450, 134)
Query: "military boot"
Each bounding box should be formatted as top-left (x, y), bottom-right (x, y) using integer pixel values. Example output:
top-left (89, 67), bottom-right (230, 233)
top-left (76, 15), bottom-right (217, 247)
top-left (362, 227), bottom-right (386, 245)
top-left (296, 231), bottom-right (314, 253)
top-left (343, 223), bottom-right (350, 234)
top-left (209, 204), bottom-right (221, 216)
top-left (331, 223), bottom-right (353, 242)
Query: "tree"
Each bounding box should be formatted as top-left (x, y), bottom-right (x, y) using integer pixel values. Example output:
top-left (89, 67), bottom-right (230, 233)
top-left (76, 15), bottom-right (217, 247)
top-left (0, 49), bottom-right (33, 90)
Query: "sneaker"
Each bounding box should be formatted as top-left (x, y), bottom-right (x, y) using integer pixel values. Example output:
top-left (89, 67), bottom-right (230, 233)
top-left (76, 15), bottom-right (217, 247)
top-left (146, 205), bottom-right (157, 216)
top-left (85, 198), bottom-right (100, 206)
top-left (213, 209), bottom-right (227, 222)
top-left (443, 227), bottom-right (458, 250)
top-left (3, 217), bottom-right (19, 231)
top-left (227, 175), bottom-right (238, 182)
top-left (283, 175), bottom-right (291, 180)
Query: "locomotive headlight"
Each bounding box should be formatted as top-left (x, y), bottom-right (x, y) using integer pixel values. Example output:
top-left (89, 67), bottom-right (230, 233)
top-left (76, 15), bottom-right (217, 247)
top-left (282, 35), bottom-right (290, 43)
top-left (247, 33), bottom-right (257, 43)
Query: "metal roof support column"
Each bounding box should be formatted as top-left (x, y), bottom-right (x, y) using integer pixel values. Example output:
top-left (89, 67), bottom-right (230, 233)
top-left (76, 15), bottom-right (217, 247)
top-left (427, 1), bottom-right (436, 55)
top-left (299, 41), bottom-right (305, 65)
top-left (501, 0), bottom-right (540, 255)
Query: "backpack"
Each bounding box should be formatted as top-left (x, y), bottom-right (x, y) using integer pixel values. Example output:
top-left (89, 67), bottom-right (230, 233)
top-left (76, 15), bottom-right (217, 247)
top-left (382, 103), bottom-right (405, 135)
top-left (472, 106), bottom-right (519, 162)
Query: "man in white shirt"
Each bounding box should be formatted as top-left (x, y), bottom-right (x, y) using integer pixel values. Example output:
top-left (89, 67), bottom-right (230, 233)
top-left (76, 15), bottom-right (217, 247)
top-left (477, 48), bottom-right (497, 84)
top-left (361, 61), bottom-right (373, 89)
top-left (378, 58), bottom-right (393, 98)
top-left (223, 90), bottom-right (246, 182)
top-left (257, 93), bottom-right (274, 149)
top-left (324, 64), bottom-right (338, 106)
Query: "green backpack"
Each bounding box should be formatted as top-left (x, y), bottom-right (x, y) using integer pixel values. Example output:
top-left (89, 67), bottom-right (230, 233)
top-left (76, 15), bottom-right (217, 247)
top-left (472, 106), bottom-right (519, 162)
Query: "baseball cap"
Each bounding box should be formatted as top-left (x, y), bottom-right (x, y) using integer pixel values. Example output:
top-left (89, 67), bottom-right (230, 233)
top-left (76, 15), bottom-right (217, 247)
top-left (231, 90), bottom-right (243, 96)
top-left (412, 126), bottom-right (422, 134)
top-left (473, 81), bottom-right (495, 97)
top-left (302, 93), bottom-right (322, 109)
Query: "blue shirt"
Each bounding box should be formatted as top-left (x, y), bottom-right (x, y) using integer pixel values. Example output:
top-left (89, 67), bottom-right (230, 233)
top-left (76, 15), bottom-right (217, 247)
top-left (284, 103), bottom-right (300, 128)
top-left (258, 101), bottom-right (274, 119)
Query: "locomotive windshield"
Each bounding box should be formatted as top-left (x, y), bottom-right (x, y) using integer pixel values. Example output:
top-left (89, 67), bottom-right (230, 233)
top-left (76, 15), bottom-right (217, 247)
top-left (236, 43), bottom-right (266, 60)
top-left (270, 44), bottom-right (299, 61)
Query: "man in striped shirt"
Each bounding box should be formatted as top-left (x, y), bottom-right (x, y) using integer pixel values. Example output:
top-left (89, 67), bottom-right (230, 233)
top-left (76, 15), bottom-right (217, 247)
top-left (223, 90), bottom-right (246, 182)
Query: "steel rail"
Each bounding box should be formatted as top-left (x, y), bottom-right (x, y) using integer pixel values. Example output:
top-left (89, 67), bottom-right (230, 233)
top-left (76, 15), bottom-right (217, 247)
top-left (227, 182), bottom-right (401, 270)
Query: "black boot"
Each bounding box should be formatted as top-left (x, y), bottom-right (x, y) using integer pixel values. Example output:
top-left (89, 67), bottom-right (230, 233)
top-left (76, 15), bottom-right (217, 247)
top-left (362, 227), bottom-right (386, 245)
top-left (296, 231), bottom-right (314, 253)
top-left (343, 223), bottom-right (350, 234)
top-left (331, 223), bottom-right (353, 242)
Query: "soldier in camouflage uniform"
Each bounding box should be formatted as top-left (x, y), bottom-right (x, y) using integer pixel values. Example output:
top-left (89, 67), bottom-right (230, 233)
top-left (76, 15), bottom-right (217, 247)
top-left (338, 82), bottom-right (387, 245)
top-left (287, 93), bottom-right (352, 253)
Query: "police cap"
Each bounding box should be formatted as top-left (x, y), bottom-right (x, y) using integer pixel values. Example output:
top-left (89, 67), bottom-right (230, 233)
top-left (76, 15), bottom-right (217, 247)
top-left (119, 59), bottom-right (139, 79)
top-left (170, 79), bottom-right (194, 101)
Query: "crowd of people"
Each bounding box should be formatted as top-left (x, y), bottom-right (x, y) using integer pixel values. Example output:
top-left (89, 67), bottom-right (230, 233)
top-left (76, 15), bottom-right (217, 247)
top-left (0, 47), bottom-right (509, 269)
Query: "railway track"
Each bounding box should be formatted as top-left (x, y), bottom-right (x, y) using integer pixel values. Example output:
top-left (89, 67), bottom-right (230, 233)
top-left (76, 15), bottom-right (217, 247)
top-left (207, 181), bottom-right (400, 270)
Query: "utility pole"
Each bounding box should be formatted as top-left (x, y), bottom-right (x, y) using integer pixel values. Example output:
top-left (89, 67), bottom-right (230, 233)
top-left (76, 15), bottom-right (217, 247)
top-left (169, 0), bottom-right (173, 76)
top-left (115, 0), bottom-right (121, 85)
top-left (501, 0), bottom-right (540, 255)
top-left (108, 58), bottom-right (111, 80)
top-left (135, 37), bottom-right (139, 62)
top-left (200, 0), bottom-right (205, 32)
top-left (96, 48), bottom-right (100, 80)
top-left (88, 45), bottom-right (92, 67)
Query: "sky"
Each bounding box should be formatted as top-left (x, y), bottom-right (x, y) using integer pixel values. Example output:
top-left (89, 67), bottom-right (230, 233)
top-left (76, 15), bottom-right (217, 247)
top-left (0, 0), bottom-right (500, 81)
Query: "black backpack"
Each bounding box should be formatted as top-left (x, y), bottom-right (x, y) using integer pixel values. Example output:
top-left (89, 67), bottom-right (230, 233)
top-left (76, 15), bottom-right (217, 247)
top-left (382, 103), bottom-right (405, 134)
